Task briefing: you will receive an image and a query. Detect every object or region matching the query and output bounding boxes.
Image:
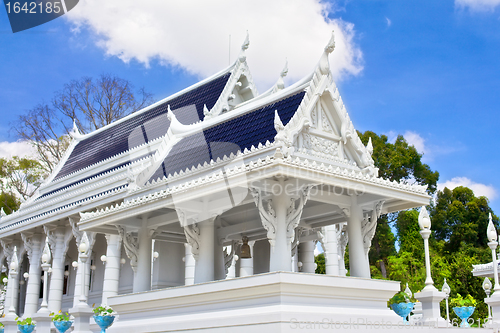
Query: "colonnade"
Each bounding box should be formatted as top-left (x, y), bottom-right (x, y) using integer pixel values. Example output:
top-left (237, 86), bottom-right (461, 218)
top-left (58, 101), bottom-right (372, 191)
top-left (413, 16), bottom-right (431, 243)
top-left (0, 192), bottom-right (375, 320)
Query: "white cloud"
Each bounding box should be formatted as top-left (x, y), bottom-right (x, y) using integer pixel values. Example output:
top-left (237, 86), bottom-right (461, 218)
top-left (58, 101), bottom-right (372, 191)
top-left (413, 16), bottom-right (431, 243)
top-left (404, 131), bottom-right (427, 155)
top-left (383, 130), bottom-right (427, 155)
top-left (455, 0), bottom-right (500, 11)
top-left (438, 177), bottom-right (498, 201)
top-left (385, 17), bottom-right (392, 27)
top-left (66, 0), bottom-right (363, 88)
top-left (0, 141), bottom-right (36, 159)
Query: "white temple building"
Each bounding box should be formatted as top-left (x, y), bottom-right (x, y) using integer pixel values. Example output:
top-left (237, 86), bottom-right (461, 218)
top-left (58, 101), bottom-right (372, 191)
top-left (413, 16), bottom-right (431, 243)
top-left (0, 33), bottom-right (468, 332)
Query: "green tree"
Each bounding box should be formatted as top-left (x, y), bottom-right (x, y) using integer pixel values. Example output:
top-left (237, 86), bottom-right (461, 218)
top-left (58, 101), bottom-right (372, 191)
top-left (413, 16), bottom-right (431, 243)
top-left (315, 253), bottom-right (326, 274)
top-left (0, 191), bottom-right (19, 215)
top-left (431, 186), bottom-right (497, 254)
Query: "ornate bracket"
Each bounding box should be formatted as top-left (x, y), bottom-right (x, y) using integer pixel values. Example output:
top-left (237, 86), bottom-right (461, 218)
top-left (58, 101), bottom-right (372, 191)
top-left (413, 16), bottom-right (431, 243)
top-left (361, 201), bottom-right (385, 256)
top-left (223, 241), bottom-right (236, 276)
top-left (69, 217), bottom-right (96, 256)
top-left (339, 223), bottom-right (348, 260)
top-left (250, 187), bottom-right (277, 247)
top-left (0, 239), bottom-right (14, 267)
top-left (286, 185), bottom-right (315, 241)
top-left (116, 225), bottom-right (139, 272)
top-left (176, 209), bottom-right (201, 260)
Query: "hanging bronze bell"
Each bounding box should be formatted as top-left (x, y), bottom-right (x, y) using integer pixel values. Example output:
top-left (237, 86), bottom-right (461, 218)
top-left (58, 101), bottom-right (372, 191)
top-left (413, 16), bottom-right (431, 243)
top-left (240, 236), bottom-right (252, 259)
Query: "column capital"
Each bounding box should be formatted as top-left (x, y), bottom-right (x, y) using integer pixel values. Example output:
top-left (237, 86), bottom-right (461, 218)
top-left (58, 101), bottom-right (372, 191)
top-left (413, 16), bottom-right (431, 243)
top-left (21, 233), bottom-right (44, 264)
top-left (250, 184), bottom-right (314, 248)
top-left (43, 225), bottom-right (73, 263)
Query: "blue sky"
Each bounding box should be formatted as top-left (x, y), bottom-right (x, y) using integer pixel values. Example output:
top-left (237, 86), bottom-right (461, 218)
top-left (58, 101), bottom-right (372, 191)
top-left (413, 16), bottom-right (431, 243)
top-left (0, 0), bottom-right (499, 214)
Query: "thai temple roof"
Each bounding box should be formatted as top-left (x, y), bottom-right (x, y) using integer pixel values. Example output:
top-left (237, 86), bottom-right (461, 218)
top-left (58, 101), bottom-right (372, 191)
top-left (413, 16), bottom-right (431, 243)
top-left (0, 32), bottom-right (430, 235)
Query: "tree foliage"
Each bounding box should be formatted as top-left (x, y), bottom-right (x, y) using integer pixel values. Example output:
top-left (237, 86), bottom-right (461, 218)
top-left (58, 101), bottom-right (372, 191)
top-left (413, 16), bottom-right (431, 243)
top-left (358, 130), bottom-right (439, 278)
top-left (13, 74), bottom-right (154, 173)
top-left (358, 131), bottom-right (439, 194)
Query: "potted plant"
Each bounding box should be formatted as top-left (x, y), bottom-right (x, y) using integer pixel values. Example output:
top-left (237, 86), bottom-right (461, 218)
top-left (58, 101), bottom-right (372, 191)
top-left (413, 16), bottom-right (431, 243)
top-left (16, 317), bottom-right (35, 333)
top-left (50, 310), bottom-right (73, 333)
top-left (93, 304), bottom-right (116, 333)
top-left (0, 322), bottom-right (4, 333)
top-left (388, 291), bottom-right (414, 322)
top-left (451, 293), bottom-right (476, 327)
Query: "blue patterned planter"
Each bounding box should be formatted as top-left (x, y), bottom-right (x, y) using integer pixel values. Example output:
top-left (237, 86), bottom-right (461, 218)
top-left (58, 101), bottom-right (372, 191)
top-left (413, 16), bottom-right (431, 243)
top-left (54, 320), bottom-right (73, 333)
top-left (17, 324), bottom-right (35, 333)
top-left (390, 302), bottom-right (414, 322)
top-left (94, 315), bottom-right (115, 333)
top-left (453, 306), bottom-right (475, 327)
top-left (0, 327), bottom-right (4, 333)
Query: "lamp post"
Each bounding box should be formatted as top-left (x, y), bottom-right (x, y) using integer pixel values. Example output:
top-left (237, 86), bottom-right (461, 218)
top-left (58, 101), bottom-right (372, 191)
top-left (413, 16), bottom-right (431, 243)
top-left (483, 277), bottom-right (493, 320)
top-left (487, 213), bottom-right (500, 291)
top-left (69, 231), bottom-right (94, 333)
top-left (39, 240), bottom-right (52, 312)
top-left (78, 232), bottom-right (89, 306)
top-left (441, 278), bottom-right (451, 323)
top-left (7, 246), bottom-right (19, 315)
top-left (418, 207), bottom-right (435, 291)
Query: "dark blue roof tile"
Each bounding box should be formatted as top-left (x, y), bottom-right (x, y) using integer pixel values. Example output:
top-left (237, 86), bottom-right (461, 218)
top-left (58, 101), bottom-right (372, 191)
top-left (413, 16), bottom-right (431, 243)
top-left (148, 90), bottom-right (306, 181)
top-left (53, 73), bottom-right (231, 181)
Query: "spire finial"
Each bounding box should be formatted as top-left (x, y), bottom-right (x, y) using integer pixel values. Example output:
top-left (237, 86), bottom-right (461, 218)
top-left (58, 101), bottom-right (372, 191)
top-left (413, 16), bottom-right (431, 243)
top-left (239, 31), bottom-right (250, 62)
top-left (241, 31), bottom-right (250, 51)
top-left (281, 59), bottom-right (288, 78)
top-left (0, 207), bottom-right (6, 218)
top-left (319, 31), bottom-right (336, 75)
top-left (366, 137), bottom-right (373, 155)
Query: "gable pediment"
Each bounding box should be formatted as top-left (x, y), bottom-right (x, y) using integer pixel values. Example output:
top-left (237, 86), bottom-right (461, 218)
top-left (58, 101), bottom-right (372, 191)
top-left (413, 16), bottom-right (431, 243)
top-left (287, 87), bottom-right (378, 177)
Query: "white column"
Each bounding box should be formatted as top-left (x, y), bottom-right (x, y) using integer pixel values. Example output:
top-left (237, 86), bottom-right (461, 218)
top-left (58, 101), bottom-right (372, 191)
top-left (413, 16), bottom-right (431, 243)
top-left (323, 225), bottom-right (340, 275)
top-left (48, 227), bottom-right (69, 312)
top-left (133, 217), bottom-right (153, 293)
top-left (346, 196), bottom-right (370, 278)
top-left (239, 241), bottom-right (255, 277)
top-left (194, 218), bottom-right (215, 283)
top-left (22, 234), bottom-right (43, 317)
top-left (270, 186), bottom-right (291, 272)
top-left (184, 243), bottom-right (195, 285)
top-left (101, 234), bottom-right (122, 304)
top-left (298, 241), bottom-right (316, 273)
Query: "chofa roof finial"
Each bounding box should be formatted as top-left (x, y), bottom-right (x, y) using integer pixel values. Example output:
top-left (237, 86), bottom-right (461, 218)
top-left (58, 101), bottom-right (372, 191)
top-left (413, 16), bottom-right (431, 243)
top-left (319, 30), bottom-right (336, 75)
top-left (69, 118), bottom-right (82, 139)
top-left (239, 31), bottom-right (250, 62)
